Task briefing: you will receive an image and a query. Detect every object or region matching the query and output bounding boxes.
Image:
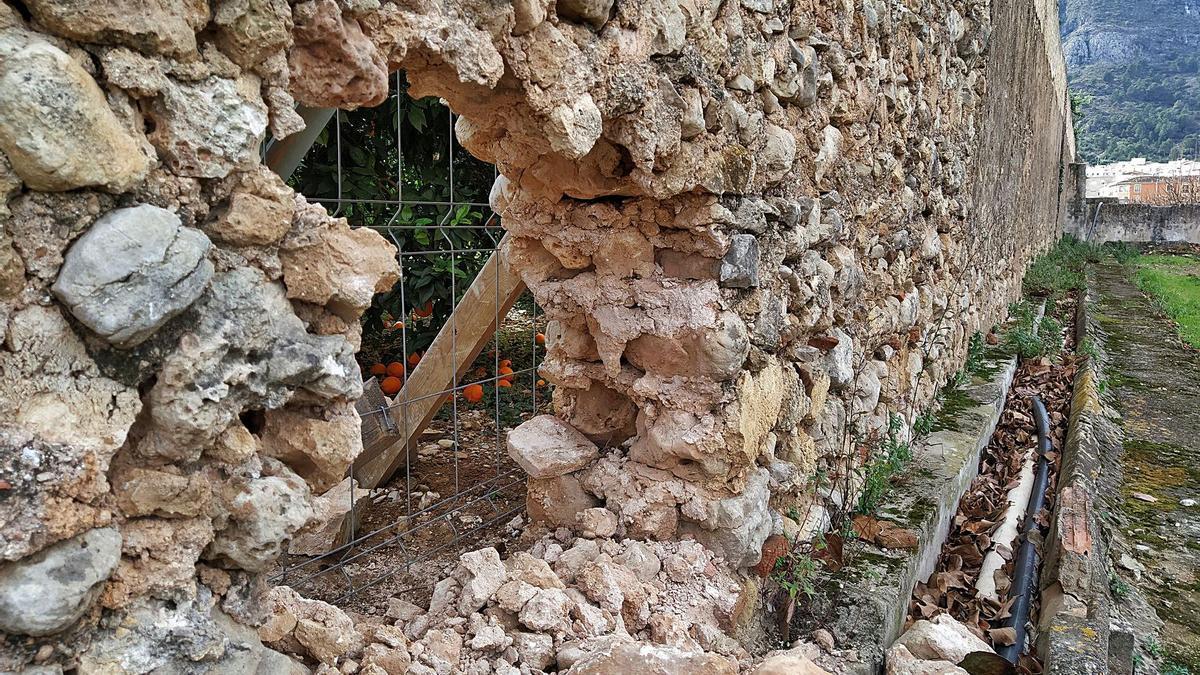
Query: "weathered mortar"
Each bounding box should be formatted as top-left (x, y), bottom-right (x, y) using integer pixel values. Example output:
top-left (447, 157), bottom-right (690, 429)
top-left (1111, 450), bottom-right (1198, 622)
top-left (0, 0), bottom-right (1070, 671)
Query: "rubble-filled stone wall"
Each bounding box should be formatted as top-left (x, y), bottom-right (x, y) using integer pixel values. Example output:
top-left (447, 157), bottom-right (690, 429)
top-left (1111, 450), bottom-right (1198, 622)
top-left (0, 0), bottom-right (1071, 671)
top-left (0, 1), bottom-right (401, 670)
top-left (371, 0), bottom-right (1074, 568)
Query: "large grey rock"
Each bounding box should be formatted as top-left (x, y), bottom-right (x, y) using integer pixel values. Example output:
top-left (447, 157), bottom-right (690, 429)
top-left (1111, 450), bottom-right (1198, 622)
top-left (51, 205), bottom-right (213, 348)
top-left (138, 267), bottom-right (362, 462)
top-left (78, 596), bottom-right (308, 674)
top-left (0, 527), bottom-right (122, 636)
top-left (720, 234), bottom-right (760, 288)
top-left (0, 36), bottom-right (150, 192)
top-left (507, 415), bottom-right (600, 478)
top-left (680, 469), bottom-right (773, 568)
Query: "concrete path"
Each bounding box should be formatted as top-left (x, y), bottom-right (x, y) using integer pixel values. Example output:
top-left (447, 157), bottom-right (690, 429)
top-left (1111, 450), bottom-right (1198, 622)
top-left (1092, 262), bottom-right (1200, 671)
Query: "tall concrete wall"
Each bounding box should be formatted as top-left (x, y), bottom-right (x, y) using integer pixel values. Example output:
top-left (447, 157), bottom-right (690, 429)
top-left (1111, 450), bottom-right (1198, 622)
top-left (0, 0), bottom-right (1072, 671)
top-left (1068, 201), bottom-right (1200, 244)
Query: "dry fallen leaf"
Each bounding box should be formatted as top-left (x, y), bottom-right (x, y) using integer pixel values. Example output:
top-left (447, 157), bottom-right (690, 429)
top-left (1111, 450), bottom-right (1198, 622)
top-left (988, 626), bottom-right (1018, 646)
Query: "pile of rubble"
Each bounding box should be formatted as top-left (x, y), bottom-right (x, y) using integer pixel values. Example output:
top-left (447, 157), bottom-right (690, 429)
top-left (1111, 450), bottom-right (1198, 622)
top-left (260, 524), bottom-right (843, 675)
top-left (265, 528), bottom-right (748, 673)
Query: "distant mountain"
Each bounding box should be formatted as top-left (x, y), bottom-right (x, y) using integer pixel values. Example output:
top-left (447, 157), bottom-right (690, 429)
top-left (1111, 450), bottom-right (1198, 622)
top-left (1060, 0), bottom-right (1200, 163)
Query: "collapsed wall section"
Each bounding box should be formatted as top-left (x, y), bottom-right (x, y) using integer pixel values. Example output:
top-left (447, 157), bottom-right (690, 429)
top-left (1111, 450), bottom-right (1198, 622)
top-left (0, 0), bottom-right (1071, 671)
top-left (371, 0), bottom-right (1073, 567)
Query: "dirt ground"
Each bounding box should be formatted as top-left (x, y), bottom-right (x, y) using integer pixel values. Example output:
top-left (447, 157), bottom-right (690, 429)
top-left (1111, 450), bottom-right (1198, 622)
top-left (272, 304), bottom-right (552, 615)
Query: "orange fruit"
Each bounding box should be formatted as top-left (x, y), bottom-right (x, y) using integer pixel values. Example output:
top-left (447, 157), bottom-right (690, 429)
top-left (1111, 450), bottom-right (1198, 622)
top-left (369, 363), bottom-right (387, 376)
top-left (380, 376), bottom-right (402, 396)
top-left (414, 301), bottom-right (433, 318)
top-left (499, 359), bottom-right (512, 368)
top-left (497, 380), bottom-right (512, 388)
top-left (498, 366), bottom-right (514, 383)
top-left (386, 362), bottom-right (405, 378)
top-left (535, 333), bottom-right (546, 345)
top-left (463, 383), bottom-right (484, 403)
top-left (536, 379), bottom-right (546, 386)
top-left (408, 352), bottom-right (421, 367)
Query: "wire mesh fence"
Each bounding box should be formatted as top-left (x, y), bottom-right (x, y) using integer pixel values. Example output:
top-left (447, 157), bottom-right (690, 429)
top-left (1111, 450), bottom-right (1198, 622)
top-left (269, 73), bottom-right (547, 610)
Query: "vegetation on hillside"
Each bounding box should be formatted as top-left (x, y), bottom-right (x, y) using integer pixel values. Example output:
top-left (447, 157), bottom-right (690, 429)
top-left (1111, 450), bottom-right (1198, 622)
top-left (1066, 52), bottom-right (1200, 162)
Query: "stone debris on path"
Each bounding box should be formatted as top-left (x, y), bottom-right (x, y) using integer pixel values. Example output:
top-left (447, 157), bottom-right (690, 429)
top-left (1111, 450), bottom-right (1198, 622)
top-left (262, 527), bottom-right (756, 674)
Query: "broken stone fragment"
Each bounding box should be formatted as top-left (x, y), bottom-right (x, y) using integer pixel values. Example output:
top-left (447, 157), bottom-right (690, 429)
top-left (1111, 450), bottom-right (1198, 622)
top-left (260, 404), bottom-right (364, 493)
top-left (720, 234), bottom-right (760, 288)
top-left (112, 465), bottom-right (212, 518)
top-left (753, 648), bottom-right (830, 674)
top-left (576, 507), bottom-right (618, 539)
top-left (279, 211), bottom-right (401, 320)
top-left (527, 473), bottom-right (601, 528)
top-left (507, 415), bottom-right (600, 479)
top-left (568, 638), bottom-right (738, 674)
top-left (23, 0), bottom-right (209, 57)
top-left (288, 477), bottom-right (368, 556)
top-left (147, 76), bottom-right (269, 179)
top-left (0, 38), bottom-right (151, 192)
top-left (518, 587), bottom-right (573, 631)
top-left (456, 547), bottom-right (507, 615)
top-left (51, 204), bottom-right (213, 348)
top-left (288, 0), bottom-right (388, 109)
top-left (885, 644), bottom-right (968, 675)
top-left (205, 462), bottom-right (315, 572)
top-left (680, 469), bottom-right (773, 568)
top-left (545, 94), bottom-right (604, 160)
top-left (0, 527), bottom-right (121, 636)
top-left (261, 585), bottom-right (365, 665)
top-left (206, 191), bottom-right (296, 247)
top-left (892, 614), bottom-right (993, 664)
top-left (556, 0), bottom-right (615, 28)
top-left (212, 0), bottom-right (295, 70)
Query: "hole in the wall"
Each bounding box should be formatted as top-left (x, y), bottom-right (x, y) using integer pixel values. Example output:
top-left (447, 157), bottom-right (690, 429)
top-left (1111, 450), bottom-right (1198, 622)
top-left (239, 409), bottom-right (266, 436)
top-left (144, 117), bottom-right (157, 135)
top-left (613, 144), bottom-right (635, 178)
top-left (7, 1), bottom-right (31, 21)
top-left (137, 374), bottom-right (157, 398)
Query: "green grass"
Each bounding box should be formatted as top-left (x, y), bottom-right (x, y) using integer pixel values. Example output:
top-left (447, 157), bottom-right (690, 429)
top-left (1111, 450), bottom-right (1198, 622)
top-left (1023, 235), bottom-right (1104, 298)
top-left (1133, 264), bottom-right (1200, 348)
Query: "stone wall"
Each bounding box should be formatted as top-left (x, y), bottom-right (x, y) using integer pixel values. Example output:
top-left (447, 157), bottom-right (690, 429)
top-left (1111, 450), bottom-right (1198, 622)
top-left (372, 0), bottom-right (1074, 567)
top-left (1068, 200), bottom-right (1200, 244)
top-left (0, 1), bottom-right (400, 671)
top-left (0, 0), bottom-right (1071, 671)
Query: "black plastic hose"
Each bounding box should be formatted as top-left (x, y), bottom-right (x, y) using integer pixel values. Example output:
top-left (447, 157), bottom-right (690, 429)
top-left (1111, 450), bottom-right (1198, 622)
top-left (998, 395), bottom-right (1053, 664)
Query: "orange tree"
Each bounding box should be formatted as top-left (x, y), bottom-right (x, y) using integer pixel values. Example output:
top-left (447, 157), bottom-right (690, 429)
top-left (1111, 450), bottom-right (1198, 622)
top-left (289, 74), bottom-right (496, 355)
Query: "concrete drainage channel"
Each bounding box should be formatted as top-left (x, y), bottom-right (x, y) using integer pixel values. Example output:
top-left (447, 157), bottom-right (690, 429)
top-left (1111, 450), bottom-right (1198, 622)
top-left (788, 333), bottom-right (1021, 672)
top-left (785, 301), bottom-right (1110, 673)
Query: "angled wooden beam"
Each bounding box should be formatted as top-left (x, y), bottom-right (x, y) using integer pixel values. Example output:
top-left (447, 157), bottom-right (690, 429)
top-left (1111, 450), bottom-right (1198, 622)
top-left (352, 236), bottom-right (526, 489)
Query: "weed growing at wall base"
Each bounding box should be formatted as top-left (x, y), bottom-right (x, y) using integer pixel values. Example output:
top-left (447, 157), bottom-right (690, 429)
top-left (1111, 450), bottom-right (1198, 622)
top-left (855, 414), bottom-right (912, 514)
top-left (1023, 235), bottom-right (1103, 298)
top-left (999, 301), bottom-right (1062, 358)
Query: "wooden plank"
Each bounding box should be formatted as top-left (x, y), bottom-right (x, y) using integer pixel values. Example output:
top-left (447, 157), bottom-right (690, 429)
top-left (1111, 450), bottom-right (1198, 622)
top-left (352, 235), bottom-right (526, 489)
